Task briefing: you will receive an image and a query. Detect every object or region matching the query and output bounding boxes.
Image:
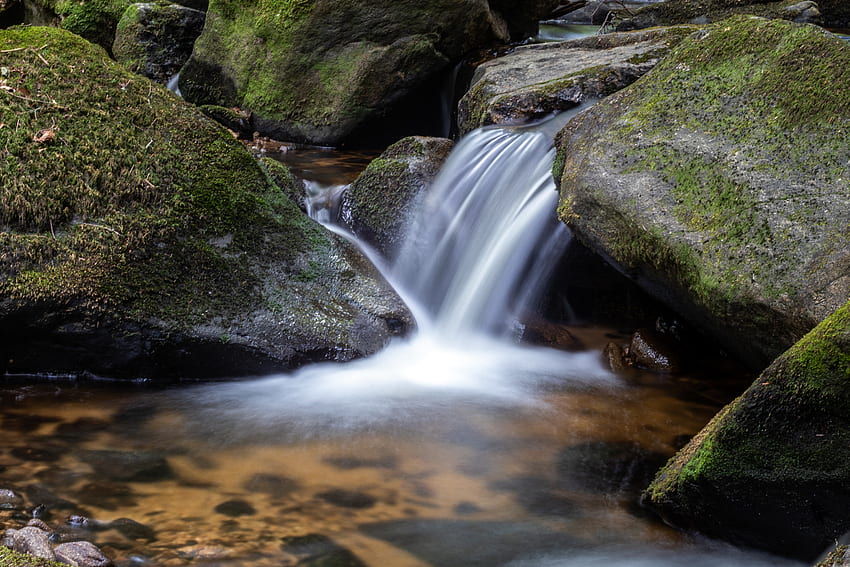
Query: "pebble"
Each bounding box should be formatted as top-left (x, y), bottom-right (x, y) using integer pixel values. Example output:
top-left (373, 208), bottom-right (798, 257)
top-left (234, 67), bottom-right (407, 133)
top-left (12, 525), bottom-right (56, 560)
top-left (214, 499), bottom-right (256, 517)
top-left (54, 540), bottom-right (114, 567)
top-left (0, 488), bottom-right (24, 510)
top-left (77, 450), bottom-right (172, 482)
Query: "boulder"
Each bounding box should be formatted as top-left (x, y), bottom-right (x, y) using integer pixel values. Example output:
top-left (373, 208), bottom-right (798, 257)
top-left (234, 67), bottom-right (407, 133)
top-left (11, 526), bottom-right (55, 561)
top-left (0, 26), bottom-right (412, 381)
top-left (615, 0), bottom-right (830, 30)
top-left (24, 0), bottom-right (132, 52)
top-left (642, 300), bottom-right (850, 560)
top-left (458, 26), bottom-right (695, 133)
top-left (179, 0), bottom-right (513, 146)
top-left (112, 1), bottom-right (206, 84)
top-left (0, 546), bottom-right (67, 567)
top-left (340, 136), bottom-right (453, 259)
top-left (555, 16), bottom-right (850, 369)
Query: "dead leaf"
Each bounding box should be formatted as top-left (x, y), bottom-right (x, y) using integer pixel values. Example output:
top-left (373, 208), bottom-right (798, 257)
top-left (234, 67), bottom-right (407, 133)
top-left (33, 128), bottom-right (55, 144)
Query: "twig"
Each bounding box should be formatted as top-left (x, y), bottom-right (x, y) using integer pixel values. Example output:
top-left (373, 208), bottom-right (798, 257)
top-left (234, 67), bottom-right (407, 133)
top-left (0, 88), bottom-right (68, 109)
top-left (0, 47), bottom-right (26, 54)
top-left (77, 222), bottom-right (122, 236)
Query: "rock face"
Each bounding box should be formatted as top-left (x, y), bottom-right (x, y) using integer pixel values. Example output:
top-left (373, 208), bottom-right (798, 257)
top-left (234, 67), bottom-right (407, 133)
top-left (341, 136), bottom-right (454, 259)
top-left (112, 1), bottom-right (206, 84)
top-left (179, 0), bottom-right (515, 146)
top-left (0, 26), bottom-right (412, 381)
top-left (555, 16), bottom-right (850, 369)
top-left (458, 26), bottom-right (695, 133)
top-left (616, 0), bottom-right (830, 30)
top-left (642, 300), bottom-right (850, 560)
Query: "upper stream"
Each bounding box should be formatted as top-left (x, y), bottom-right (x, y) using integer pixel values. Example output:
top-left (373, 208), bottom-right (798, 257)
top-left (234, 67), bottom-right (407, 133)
top-left (0, 119), bottom-right (807, 567)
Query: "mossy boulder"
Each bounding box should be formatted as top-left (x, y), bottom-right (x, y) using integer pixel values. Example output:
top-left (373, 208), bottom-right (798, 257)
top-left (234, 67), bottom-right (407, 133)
top-left (0, 546), bottom-right (67, 567)
top-left (458, 26), bottom-right (696, 134)
top-left (112, 1), bottom-right (205, 84)
top-left (555, 16), bottom-right (850, 369)
top-left (0, 26), bottom-right (412, 380)
top-left (642, 300), bottom-right (850, 559)
top-left (340, 136), bottom-right (454, 259)
top-left (616, 0), bottom-right (827, 30)
top-left (25, 0), bottom-right (132, 52)
top-left (179, 0), bottom-right (513, 146)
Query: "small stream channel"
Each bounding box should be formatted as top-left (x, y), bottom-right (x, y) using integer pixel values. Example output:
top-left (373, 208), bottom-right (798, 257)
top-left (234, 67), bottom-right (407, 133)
top-left (0, 118), bottom-right (808, 567)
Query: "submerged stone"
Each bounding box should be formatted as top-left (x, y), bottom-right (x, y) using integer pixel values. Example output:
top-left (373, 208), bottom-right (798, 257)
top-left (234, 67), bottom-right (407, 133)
top-left (643, 300), bottom-right (850, 559)
top-left (77, 450), bottom-right (171, 482)
top-left (0, 26), bottom-right (412, 380)
top-left (556, 16), bottom-right (850, 368)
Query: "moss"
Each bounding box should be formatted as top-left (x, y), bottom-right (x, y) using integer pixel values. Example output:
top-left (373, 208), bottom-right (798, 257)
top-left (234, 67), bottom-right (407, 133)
top-left (52, 0), bottom-right (131, 52)
top-left (0, 547), bottom-right (67, 567)
top-left (0, 25), bottom-right (319, 325)
top-left (628, 0), bottom-right (814, 26)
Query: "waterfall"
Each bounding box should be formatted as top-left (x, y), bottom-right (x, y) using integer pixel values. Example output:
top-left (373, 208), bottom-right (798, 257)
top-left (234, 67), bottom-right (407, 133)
top-left (392, 124), bottom-right (571, 337)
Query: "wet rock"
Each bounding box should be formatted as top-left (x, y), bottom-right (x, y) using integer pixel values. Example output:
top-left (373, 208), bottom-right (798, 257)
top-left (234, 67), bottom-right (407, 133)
top-left (0, 488), bottom-right (24, 510)
top-left (0, 26), bottom-right (412, 381)
top-left (628, 328), bottom-right (684, 373)
top-left (54, 418), bottom-right (111, 442)
top-left (257, 157), bottom-right (307, 212)
top-left (242, 473), bottom-right (299, 498)
top-left (603, 341), bottom-right (629, 373)
top-left (109, 518), bottom-right (156, 541)
top-left (54, 540), bottom-right (113, 567)
top-left (458, 26), bottom-right (695, 133)
top-left (213, 499), bottom-right (256, 517)
top-left (26, 518), bottom-right (52, 531)
top-left (316, 489), bottom-right (377, 509)
top-left (817, 545), bottom-right (850, 567)
top-left (25, 484), bottom-right (78, 512)
top-left (112, 2), bottom-right (206, 84)
top-left (643, 300), bottom-right (850, 559)
top-left (341, 136), bottom-right (454, 259)
top-left (555, 17), bottom-right (850, 369)
top-left (77, 450), bottom-right (172, 482)
top-left (520, 318), bottom-right (584, 351)
top-left (1, 528), bottom-right (15, 548)
top-left (557, 441), bottom-right (669, 496)
top-left (75, 482), bottom-right (136, 510)
top-left (176, 545), bottom-right (231, 561)
top-left (12, 525), bottom-right (55, 560)
top-left (281, 534), bottom-right (366, 567)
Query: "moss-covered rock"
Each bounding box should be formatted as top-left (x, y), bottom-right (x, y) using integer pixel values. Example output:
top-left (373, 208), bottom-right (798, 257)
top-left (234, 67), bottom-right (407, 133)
top-left (340, 136), bottom-right (453, 259)
top-left (112, 1), bottom-right (205, 84)
top-left (25, 0), bottom-right (131, 52)
top-left (817, 546), bottom-right (850, 567)
top-left (642, 300), bottom-right (850, 559)
top-left (555, 16), bottom-right (850, 369)
top-left (616, 0), bottom-right (825, 30)
top-left (179, 0), bottom-right (513, 146)
top-left (0, 26), bottom-right (412, 380)
top-left (458, 26), bottom-right (696, 134)
top-left (0, 546), bottom-right (66, 567)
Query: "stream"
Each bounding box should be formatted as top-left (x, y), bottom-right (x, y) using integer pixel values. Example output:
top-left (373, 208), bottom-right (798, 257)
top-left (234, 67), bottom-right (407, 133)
top-left (0, 118), bottom-right (808, 567)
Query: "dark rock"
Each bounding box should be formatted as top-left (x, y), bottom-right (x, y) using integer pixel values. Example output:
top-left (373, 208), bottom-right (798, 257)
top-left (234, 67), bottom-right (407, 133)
top-left (520, 318), bottom-right (584, 351)
top-left (75, 482), bottom-right (136, 510)
top-left (452, 501), bottom-right (482, 516)
top-left (12, 525), bottom-right (55, 560)
top-left (0, 488), bottom-right (24, 510)
top-left (322, 455), bottom-right (399, 471)
top-left (457, 26), bottom-right (695, 133)
top-left (0, 26), bottom-right (413, 381)
top-left (556, 17), bottom-right (850, 369)
top-left (603, 341), bottom-right (629, 373)
top-left (242, 473), bottom-right (299, 498)
top-left (199, 104), bottom-right (253, 140)
top-left (615, 0), bottom-right (834, 30)
top-left (108, 518), bottom-right (155, 541)
top-left (112, 2), bottom-right (206, 84)
top-left (25, 484), bottom-right (77, 511)
top-left (11, 446), bottom-right (61, 462)
top-left (557, 441), bottom-right (669, 496)
top-left (213, 499), bottom-right (256, 517)
top-left (341, 136), bottom-right (453, 259)
top-left (54, 418), bottom-right (110, 441)
top-left (180, 0), bottom-right (512, 146)
top-left (316, 489), bottom-right (377, 509)
top-left (257, 158), bottom-right (307, 213)
top-left (628, 328), bottom-right (684, 372)
top-left (26, 518), bottom-right (51, 531)
top-left (643, 300), bottom-right (850, 560)
top-left (77, 450), bottom-right (171, 482)
top-left (54, 540), bottom-right (113, 567)
top-left (281, 533), bottom-right (366, 567)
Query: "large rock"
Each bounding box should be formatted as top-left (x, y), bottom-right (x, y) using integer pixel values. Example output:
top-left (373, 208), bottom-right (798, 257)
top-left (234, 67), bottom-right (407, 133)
top-left (616, 0), bottom-right (829, 30)
top-left (0, 26), bottom-right (412, 381)
top-left (555, 17), bottom-right (850, 369)
top-left (179, 0), bottom-right (514, 146)
top-left (112, 1), bottom-right (206, 84)
top-left (340, 136), bottom-right (454, 259)
top-left (24, 0), bottom-right (131, 51)
top-left (458, 26), bottom-right (695, 133)
top-left (642, 300), bottom-right (850, 560)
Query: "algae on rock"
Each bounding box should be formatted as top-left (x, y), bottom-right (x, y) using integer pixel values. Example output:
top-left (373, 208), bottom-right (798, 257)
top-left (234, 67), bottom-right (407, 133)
top-left (0, 26), bottom-right (412, 380)
top-left (556, 16), bottom-right (850, 369)
top-left (643, 300), bottom-right (850, 559)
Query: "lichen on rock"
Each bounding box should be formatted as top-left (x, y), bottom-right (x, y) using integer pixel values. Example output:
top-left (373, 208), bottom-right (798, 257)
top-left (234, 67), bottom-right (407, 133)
top-left (0, 25), bottom-right (412, 380)
top-left (555, 16), bottom-right (850, 368)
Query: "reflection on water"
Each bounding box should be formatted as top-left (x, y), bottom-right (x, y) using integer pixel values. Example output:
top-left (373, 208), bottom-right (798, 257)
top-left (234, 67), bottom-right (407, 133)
top-left (535, 23), bottom-right (600, 43)
top-left (0, 329), bottom-right (802, 567)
